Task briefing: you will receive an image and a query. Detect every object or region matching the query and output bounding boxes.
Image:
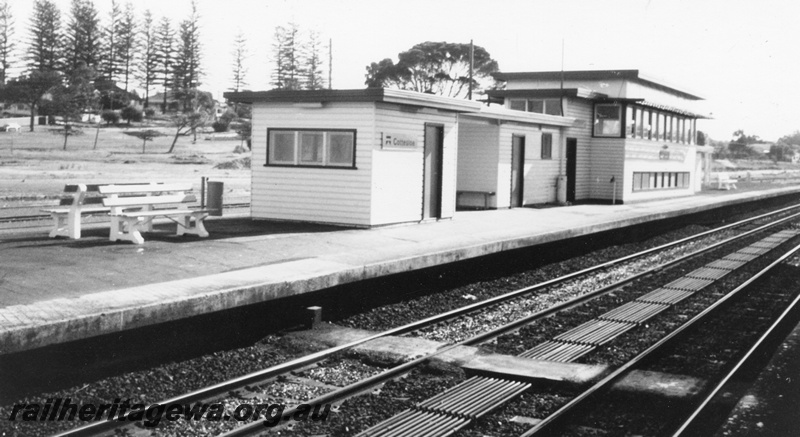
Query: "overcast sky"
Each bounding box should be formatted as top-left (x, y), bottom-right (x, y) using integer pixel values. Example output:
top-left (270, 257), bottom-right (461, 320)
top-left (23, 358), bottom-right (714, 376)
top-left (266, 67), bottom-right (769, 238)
top-left (11, 0), bottom-right (800, 142)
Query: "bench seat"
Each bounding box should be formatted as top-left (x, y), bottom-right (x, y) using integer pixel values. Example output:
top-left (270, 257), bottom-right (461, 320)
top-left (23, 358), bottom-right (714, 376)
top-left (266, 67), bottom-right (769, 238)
top-left (457, 190), bottom-right (496, 209)
top-left (42, 184), bottom-right (110, 239)
top-left (100, 183), bottom-right (209, 244)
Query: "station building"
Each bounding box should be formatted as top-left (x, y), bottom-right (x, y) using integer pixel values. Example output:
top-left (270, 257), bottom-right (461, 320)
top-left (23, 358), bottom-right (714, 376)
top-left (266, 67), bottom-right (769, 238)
top-left (225, 71), bottom-right (710, 227)
top-left (487, 69), bottom-right (713, 204)
top-left (225, 88), bottom-right (574, 227)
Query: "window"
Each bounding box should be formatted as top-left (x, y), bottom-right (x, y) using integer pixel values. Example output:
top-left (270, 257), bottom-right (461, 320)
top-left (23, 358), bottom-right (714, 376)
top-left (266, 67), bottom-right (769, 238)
top-left (541, 133), bottom-right (552, 159)
top-left (594, 104), bottom-right (622, 137)
top-left (508, 99), bottom-right (562, 115)
top-left (632, 172), bottom-right (690, 192)
top-left (643, 109), bottom-right (651, 139)
top-left (509, 99), bottom-right (526, 111)
top-left (626, 105), bottom-right (636, 138)
top-left (268, 129), bottom-right (356, 168)
top-left (635, 108), bottom-right (643, 138)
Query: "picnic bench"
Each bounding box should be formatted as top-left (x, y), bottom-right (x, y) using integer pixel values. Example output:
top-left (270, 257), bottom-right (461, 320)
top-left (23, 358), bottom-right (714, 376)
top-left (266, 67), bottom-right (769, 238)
top-left (456, 190), bottom-right (496, 209)
top-left (713, 173), bottom-right (738, 190)
top-left (99, 183), bottom-right (209, 244)
top-left (42, 184), bottom-right (110, 239)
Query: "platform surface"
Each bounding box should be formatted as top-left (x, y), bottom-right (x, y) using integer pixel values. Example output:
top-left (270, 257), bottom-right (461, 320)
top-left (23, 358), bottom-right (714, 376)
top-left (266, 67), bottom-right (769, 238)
top-left (2, 185), bottom-right (800, 353)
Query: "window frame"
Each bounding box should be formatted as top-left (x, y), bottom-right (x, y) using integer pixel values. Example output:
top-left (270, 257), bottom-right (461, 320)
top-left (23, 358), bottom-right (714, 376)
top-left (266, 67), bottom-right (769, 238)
top-left (541, 132), bottom-right (553, 159)
top-left (593, 103), bottom-right (623, 138)
top-left (266, 128), bottom-right (357, 169)
top-left (632, 171), bottom-right (690, 192)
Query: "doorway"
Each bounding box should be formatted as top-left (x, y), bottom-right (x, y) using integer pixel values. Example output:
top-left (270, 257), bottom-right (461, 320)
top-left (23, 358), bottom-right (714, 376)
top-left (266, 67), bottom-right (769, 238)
top-left (510, 135), bottom-right (525, 207)
top-left (423, 124), bottom-right (444, 219)
top-left (566, 138), bottom-right (577, 203)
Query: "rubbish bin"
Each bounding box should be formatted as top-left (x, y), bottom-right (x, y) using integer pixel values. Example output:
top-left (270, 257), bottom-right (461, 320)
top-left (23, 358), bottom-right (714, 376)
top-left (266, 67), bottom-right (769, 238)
top-left (206, 181), bottom-right (224, 216)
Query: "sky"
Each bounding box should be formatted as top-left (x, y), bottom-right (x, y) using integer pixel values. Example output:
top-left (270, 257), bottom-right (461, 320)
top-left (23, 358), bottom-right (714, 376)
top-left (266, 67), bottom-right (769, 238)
top-left (9, 0), bottom-right (800, 142)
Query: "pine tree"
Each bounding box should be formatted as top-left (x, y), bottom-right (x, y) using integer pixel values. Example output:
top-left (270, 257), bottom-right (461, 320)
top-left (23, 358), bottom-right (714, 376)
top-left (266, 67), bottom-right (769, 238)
top-left (271, 23), bottom-right (303, 90)
top-left (62, 0), bottom-right (101, 72)
top-left (173, 0), bottom-right (201, 111)
top-left (154, 16), bottom-right (174, 112)
top-left (138, 9), bottom-right (157, 109)
top-left (28, 0), bottom-right (62, 72)
top-left (304, 30), bottom-right (325, 90)
top-left (230, 30), bottom-right (247, 93)
top-left (0, 0), bottom-right (14, 84)
top-left (116, 2), bottom-right (137, 93)
top-left (101, 0), bottom-right (120, 82)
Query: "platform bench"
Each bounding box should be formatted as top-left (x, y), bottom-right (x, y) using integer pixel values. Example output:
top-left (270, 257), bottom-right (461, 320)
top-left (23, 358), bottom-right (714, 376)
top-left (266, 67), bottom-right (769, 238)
top-left (457, 190), bottom-right (496, 209)
top-left (714, 173), bottom-right (738, 190)
top-left (99, 183), bottom-right (209, 245)
top-left (41, 184), bottom-right (110, 239)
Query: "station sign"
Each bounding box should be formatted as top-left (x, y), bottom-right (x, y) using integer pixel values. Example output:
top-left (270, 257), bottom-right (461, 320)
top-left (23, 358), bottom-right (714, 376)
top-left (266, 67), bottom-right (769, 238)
top-left (626, 144), bottom-right (686, 162)
top-left (381, 132), bottom-right (417, 149)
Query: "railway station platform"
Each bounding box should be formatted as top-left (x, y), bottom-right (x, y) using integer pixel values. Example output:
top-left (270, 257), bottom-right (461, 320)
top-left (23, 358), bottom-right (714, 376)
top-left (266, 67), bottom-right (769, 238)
top-left (2, 185), bottom-right (800, 354)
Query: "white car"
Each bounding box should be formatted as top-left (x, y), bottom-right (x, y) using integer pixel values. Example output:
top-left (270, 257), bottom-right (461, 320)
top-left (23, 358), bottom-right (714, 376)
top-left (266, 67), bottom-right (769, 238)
top-left (4, 123), bottom-right (21, 132)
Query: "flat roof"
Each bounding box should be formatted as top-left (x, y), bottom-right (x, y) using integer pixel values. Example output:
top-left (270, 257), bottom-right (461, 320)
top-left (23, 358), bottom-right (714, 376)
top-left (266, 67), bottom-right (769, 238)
top-left (462, 105), bottom-right (576, 127)
top-left (224, 88), bottom-right (482, 113)
top-left (492, 69), bottom-right (703, 100)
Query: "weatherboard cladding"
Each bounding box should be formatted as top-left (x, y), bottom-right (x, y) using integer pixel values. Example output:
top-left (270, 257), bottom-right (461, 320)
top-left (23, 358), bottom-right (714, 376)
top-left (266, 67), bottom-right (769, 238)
top-left (563, 98), bottom-right (593, 201)
top-left (457, 118), bottom-right (501, 208)
top-left (371, 103), bottom-right (458, 224)
top-left (250, 102), bottom-right (374, 226)
top-left (498, 123), bottom-right (562, 206)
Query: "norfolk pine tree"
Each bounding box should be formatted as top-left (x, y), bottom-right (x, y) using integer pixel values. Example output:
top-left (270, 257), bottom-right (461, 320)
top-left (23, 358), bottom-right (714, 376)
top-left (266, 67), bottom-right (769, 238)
top-left (28, 0), bottom-right (63, 72)
top-left (154, 16), bottom-right (175, 113)
top-left (138, 10), bottom-right (158, 109)
top-left (62, 0), bottom-right (102, 72)
top-left (0, 0), bottom-right (14, 84)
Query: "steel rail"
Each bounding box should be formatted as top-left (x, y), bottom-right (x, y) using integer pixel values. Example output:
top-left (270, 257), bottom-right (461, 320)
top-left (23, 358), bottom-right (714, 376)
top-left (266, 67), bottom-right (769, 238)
top-left (672, 264), bottom-right (800, 436)
top-left (52, 206), bottom-right (800, 437)
top-left (519, 241), bottom-right (800, 437)
top-left (214, 215), bottom-right (800, 436)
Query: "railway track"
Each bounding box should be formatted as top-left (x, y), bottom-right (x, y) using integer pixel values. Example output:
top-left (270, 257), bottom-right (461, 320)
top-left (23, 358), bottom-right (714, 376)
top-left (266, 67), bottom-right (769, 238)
top-left (44, 204), bottom-right (800, 437)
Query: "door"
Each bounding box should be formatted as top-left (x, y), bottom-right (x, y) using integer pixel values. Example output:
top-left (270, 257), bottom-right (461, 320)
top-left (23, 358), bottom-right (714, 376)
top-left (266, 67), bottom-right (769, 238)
top-left (566, 138), bottom-right (577, 203)
top-left (423, 124), bottom-right (444, 219)
top-left (510, 135), bottom-right (525, 207)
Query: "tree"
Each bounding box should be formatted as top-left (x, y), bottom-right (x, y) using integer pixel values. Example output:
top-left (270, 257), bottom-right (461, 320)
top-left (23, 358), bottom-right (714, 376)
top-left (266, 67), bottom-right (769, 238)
top-left (167, 88), bottom-right (212, 152)
top-left (62, 0), bottom-right (101, 72)
top-left (173, 0), bottom-right (201, 110)
top-left (230, 30), bottom-right (248, 93)
top-left (48, 61), bottom-right (97, 149)
top-left (271, 22), bottom-right (303, 90)
top-left (365, 41), bottom-right (499, 99)
top-left (0, 69), bottom-right (62, 130)
top-left (101, 0), bottom-right (120, 82)
top-left (116, 2), bottom-right (137, 93)
top-left (124, 128), bottom-right (163, 153)
top-left (304, 30), bottom-right (325, 90)
top-left (0, 0), bottom-right (14, 84)
top-left (154, 16), bottom-right (175, 113)
top-left (138, 9), bottom-right (157, 108)
top-left (28, 0), bottom-right (62, 72)
top-left (120, 104), bottom-right (142, 125)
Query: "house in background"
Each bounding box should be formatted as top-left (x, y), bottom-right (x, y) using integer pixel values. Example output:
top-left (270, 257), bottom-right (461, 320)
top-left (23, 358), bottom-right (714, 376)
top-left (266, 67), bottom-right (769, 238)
top-left (488, 69), bottom-right (714, 203)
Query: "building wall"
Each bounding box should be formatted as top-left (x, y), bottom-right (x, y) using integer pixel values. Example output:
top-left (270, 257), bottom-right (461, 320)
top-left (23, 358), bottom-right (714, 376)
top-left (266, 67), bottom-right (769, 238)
top-left (372, 103), bottom-right (459, 224)
top-left (457, 117), bottom-right (501, 208)
top-left (562, 99), bottom-right (594, 201)
top-left (250, 102), bottom-right (375, 226)
top-left (499, 123), bottom-right (563, 205)
top-left (622, 139), bottom-right (698, 202)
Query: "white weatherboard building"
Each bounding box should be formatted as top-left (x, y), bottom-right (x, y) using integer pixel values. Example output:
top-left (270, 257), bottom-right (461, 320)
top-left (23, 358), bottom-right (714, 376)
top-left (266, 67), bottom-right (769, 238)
top-left (226, 73), bottom-right (711, 227)
top-left (225, 88), bottom-right (574, 227)
top-left (488, 69), bottom-right (713, 204)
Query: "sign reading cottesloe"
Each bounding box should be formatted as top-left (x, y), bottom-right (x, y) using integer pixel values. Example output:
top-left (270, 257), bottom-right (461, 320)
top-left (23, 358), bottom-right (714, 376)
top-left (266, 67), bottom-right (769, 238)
top-left (382, 133), bottom-right (417, 149)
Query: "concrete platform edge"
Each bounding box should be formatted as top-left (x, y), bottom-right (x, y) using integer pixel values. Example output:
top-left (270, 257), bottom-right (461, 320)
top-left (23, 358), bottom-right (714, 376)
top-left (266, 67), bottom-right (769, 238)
top-left (2, 187), bottom-right (798, 354)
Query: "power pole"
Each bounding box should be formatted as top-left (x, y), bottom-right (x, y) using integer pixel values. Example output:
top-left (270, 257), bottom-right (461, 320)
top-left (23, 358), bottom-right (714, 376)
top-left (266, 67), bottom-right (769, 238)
top-left (328, 38), bottom-right (332, 89)
top-left (467, 39), bottom-right (474, 100)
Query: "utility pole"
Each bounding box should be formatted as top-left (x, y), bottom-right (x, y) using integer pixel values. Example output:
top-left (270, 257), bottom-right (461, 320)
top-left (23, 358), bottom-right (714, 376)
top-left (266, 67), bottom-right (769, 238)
top-left (467, 39), bottom-right (474, 100)
top-left (328, 38), bottom-right (332, 89)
